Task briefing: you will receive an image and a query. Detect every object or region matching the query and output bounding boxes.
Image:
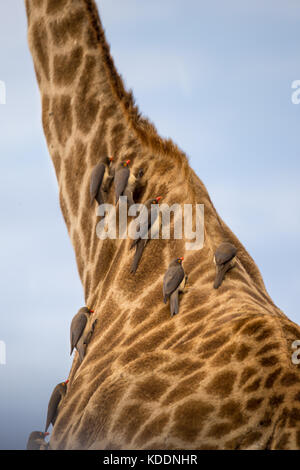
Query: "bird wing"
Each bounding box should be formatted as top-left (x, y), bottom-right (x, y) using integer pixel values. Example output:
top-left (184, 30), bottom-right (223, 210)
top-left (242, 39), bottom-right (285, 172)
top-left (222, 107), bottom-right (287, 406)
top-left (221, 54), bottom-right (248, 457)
top-left (115, 167), bottom-right (130, 203)
top-left (163, 265), bottom-right (184, 300)
top-left (70, 312), bottom-right (87, 355)
top-left (215, 243), bottom-right (237, 265)
top-left (90, 163), bottom-right (105, 204)
top-left (45, 386), bottom-right (62, 432)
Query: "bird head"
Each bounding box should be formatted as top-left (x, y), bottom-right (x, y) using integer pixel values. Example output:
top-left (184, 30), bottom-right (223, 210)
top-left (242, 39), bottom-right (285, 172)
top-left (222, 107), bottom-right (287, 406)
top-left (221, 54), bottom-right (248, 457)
top-left (122, 160), bottom-right (130, 167)
top-left (62, 380), bottom-right (69, 387)
top-left (41, 432), bottom-right (49, 437)
top-left (152, 196), bottom-right (162, 204)
top-left (109, 157), bottom-right (114, 162)
top-left (177, 257), bottom-right (184, 264)
top-left (87, 307), bottom-right (94, 314)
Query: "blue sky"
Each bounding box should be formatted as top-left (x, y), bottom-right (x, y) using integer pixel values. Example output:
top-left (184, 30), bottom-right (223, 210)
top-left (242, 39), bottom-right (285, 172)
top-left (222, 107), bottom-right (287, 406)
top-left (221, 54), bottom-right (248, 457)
top-left (0, 0), bottom-right (300, 449)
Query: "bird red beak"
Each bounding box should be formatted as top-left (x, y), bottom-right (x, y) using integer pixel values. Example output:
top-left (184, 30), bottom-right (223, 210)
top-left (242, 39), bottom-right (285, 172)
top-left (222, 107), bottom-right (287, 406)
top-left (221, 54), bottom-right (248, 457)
top-left (90, 309), bottom-right (94, 313)
top-left (44, 432), bottom-right (50, 437)
top-left (126, 160), bottom-right (130, 166)
top-left (109, 157), bottom-right (114, 162)
top-left (65, 380), bottom-right (69, 385)
top-left (180, 257), bottom-right (184, 261)
top-left (156, 196), bottom-right (162, 202)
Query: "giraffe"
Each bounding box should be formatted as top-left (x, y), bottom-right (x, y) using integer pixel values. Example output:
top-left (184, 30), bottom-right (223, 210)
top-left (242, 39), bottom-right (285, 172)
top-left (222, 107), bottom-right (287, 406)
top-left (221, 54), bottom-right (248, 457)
top-left (25, 0), bottom-right (300, 450)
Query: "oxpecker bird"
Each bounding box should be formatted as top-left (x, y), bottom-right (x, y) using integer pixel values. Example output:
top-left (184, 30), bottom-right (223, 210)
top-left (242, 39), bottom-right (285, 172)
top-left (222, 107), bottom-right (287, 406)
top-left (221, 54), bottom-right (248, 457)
top-left (130, 197), bottom-right (162, 274)
top-left (163, 257), bottom-right (185, 316)
top-left (214, 242), bottom-right (237, 289)
top-left (26, 431), bottom-right (49, 450)
top-left (76, 318), bottom-right (98, 363)
top-left (70, 307), bottom-right (94, 361)
top-left (90, 156), bottom-right (114, 206)
top-left (45, 380), bottom-right (69, 432)
top-left (114, 160), bottom-right (137, 206)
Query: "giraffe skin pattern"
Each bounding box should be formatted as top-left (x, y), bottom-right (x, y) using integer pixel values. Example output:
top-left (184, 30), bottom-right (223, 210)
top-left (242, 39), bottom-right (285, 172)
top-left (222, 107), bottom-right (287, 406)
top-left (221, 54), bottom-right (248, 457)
top-left (25, 0), bottom-right (300, 450)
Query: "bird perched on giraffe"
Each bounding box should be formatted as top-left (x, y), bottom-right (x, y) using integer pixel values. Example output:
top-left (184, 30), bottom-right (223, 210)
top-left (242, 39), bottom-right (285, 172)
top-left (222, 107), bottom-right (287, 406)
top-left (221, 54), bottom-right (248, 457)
top-left (130, 196), bottom-right (162, 274)
top-left (90, 156), bottom-right (114, 206)
top-left (26, 431), bottom-right (49, 450)
top-left (163, 257), bottom-right (186, 316)
top-left (213, 242), bottom-right (237, 289)
top-left (114, 160), bottom-right (144, 207)
top-left (45, 380), bottom-right (69, 433)
top-left (70, 307), bottom-right (96, 363)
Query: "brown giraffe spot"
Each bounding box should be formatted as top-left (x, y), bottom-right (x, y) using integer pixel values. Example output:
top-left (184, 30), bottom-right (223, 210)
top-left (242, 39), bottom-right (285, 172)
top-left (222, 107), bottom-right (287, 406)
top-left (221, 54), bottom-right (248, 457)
top-left (264, 367), bottom-right (282, 389)
top-left (162, 371), bottom-right (206, 406)
top-left (49, 9), bottom-right (85, 46)
top-left (274, 432), bottom-right (290, 450)
top-left (134, 413), bottom-right (169, 447)
top-left (240, 431), bottom-right (262, 448)
top-left (73, 231), bottom-right (84, 280)
top-left (53, 47), bottom-right (84, 87)
top-left (86, 26), bottom-right (98, 49)
top-left (133, 375), bottom-right (170, 402)
top-left (278, 407), bottom-right (289, 429)
top-left (171, 325), bottom-right (205, 350)
top-left (294, 391), bottom-right (300, 402)
top-left (235, 343), bottom-right (251, 361)
top-left (297, 430), bottom-right (300, 448)
top-left (59, 192), bottom-right (71, 230)
top-left (239, 367), bottom-right (257, 386)
top-left (269, 394), bottom-right (285, 408)
top-left (75, 55), bottom-right (100, 134)
top-left (41, 94), bottom-right (51, 143)
top-left (89, 121), bottom-right (109, 165)
top-left (218, 400), bottom-right (247, 429)
top-left (240, 319), bottom-right (265, 336)
top-left (79, 209), bottom-right (93, 256)
top-left (198, 443), bottom-right (219, 450)
top-left (256, 342), bottom-right (280, 356)
top-left (64, 150), bottom-right (87, 215)
top-left (110, 122), bottom-right (125, 156)
top-left (259, 355), bottom-right (279, 367)
top-left (211, 343), bottom-right (237, 367)
top-left (207, 422), bottom-right (232, 439)
top-left (289, 408), bottom-right (300, 427)
top-left (161, 358), bottom-right (204, 378)
top-left (259, 411), bottom-right (272, 427)
top-left (120, 324), bottom-right (175, 365)
top-left (281, 372), bottom-right (300, 387)
top-left (32, 21), bottom-right (50, 81)
top-left (198, 333), bottom-right (230, 358)
top-left (128, 352), bottom-right (169, 376)
top-left (91, 239), bottom-right (119, 288)
top-left (113, 403), bottom-right (151, 444)
top-left (46, 0), bottom-right (69, 15)
top-left (96, 314), bottom-right (127, 357)
top-left (243, 377), bottom-right (261, 393)
top-left (52, 94), bottom-right (73, 145)
top-left (206, 370), bottom-right (237, 398)
top-left (255, 327), bottom-right (274, 342)
top-left (283, 323), bottom-right (300, 338)
top-left (84, 270), bottom-right (91, 300)
top-left (246, 397), bottom-right (264, 411)
top-left (171, 400), bottom-right (214, 442)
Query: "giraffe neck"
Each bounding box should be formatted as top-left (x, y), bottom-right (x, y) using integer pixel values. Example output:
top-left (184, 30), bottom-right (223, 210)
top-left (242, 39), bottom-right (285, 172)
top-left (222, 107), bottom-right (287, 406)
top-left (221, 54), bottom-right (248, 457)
top-left (25, 0), bottom-right (275, 309)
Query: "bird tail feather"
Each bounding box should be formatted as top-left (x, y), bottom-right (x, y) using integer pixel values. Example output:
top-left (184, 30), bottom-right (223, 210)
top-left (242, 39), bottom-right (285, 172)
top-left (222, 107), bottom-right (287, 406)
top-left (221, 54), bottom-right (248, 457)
top-left (130, 240), bottom-right (146, 274)
top-left (170, 290), bottom-right (179, 317)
